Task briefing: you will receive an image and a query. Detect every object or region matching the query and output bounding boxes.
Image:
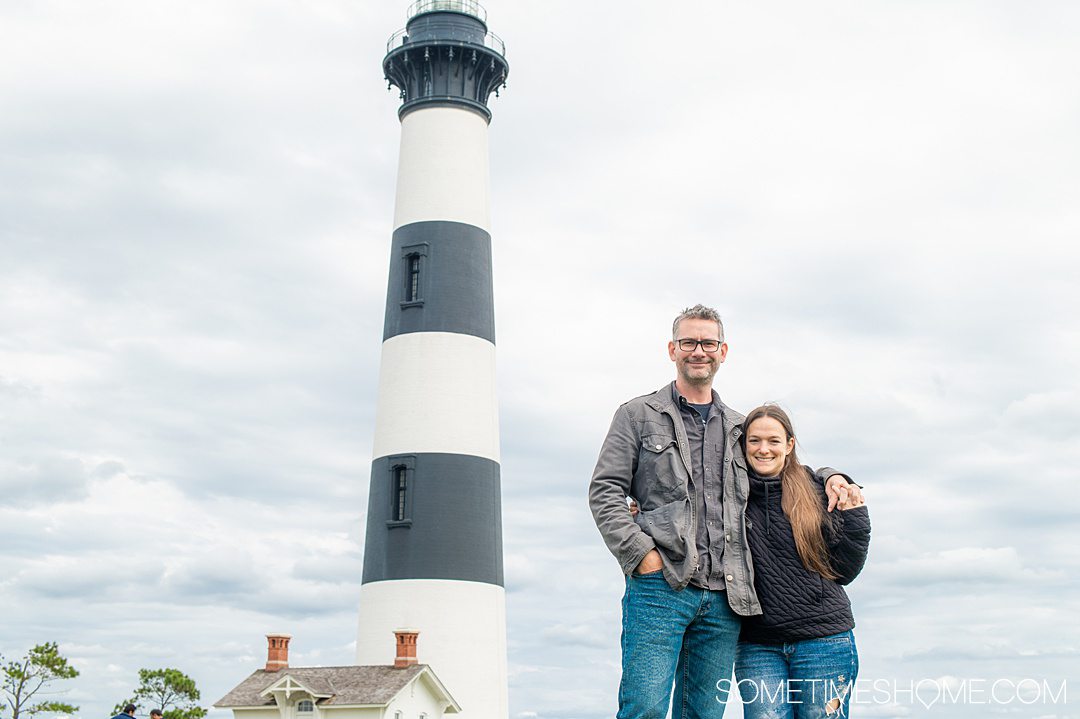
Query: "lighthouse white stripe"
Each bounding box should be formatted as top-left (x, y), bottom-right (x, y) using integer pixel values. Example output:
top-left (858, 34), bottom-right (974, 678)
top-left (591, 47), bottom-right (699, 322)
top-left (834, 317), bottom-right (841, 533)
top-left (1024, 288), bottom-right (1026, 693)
top-left (356, 579), bottom-right (508, 719)
top-left (393, 106), bottom-right (491, 233)
top-left (372, 331), bottom-right (499, 462)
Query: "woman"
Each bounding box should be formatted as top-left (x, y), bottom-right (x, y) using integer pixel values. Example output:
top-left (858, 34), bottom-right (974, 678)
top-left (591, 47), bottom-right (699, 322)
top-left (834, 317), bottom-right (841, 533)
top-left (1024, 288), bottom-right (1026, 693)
top-left (736, 404), bottom-right (870, 718)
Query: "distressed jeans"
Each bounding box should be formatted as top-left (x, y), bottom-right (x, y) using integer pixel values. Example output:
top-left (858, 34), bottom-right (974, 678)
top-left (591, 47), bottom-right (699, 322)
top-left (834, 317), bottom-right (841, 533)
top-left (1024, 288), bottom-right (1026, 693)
top-left (617, 571), bottom-right (742, 719)
top-left (734, 631), bottom-right (859, 719)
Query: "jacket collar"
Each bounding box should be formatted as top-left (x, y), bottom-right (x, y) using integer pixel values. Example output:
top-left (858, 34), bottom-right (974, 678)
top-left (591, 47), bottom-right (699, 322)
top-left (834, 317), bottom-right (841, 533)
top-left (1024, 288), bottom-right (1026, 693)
top-left (645, 382), bottom-right (746, 440)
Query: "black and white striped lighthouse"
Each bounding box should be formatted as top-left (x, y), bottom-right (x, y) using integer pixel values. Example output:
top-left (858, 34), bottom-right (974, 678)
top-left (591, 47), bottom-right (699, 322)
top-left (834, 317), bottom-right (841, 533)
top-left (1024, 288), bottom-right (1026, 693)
top-left (356, 1), bottom-right (509, 717)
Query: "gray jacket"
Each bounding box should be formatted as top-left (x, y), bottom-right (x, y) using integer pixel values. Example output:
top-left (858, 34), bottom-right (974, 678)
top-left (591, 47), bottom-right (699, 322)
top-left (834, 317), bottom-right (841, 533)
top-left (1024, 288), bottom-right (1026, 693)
top-left (589, 384), bottom-right (762, 616)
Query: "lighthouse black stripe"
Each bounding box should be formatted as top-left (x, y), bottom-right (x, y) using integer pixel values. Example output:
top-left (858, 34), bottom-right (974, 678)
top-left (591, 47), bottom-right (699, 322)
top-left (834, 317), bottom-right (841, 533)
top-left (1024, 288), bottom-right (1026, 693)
top-left (383, 221), bottom-right (495, 343)
top-left (362, 453), bottom-right (503, 586)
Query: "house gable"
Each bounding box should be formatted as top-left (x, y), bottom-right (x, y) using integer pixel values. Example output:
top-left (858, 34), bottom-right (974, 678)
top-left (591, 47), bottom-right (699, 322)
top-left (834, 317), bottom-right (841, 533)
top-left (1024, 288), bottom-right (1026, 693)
top-left (261, 675), bottom-right (334, 703)
top-left (381, 667), bottom-right (460, 716)
top-left (215, 665), bottom-right (456, 716)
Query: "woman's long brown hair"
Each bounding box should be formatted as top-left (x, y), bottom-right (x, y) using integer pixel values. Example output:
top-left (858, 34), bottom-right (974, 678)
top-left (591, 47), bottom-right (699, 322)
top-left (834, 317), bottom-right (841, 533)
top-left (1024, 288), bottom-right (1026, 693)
top-left (743, 405), bottom-right (838, 580)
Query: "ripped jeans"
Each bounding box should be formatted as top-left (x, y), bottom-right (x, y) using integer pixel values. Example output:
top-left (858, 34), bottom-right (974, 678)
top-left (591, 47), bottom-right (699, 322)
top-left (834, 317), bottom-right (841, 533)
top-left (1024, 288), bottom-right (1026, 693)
top-left (734, 631), bottom-right (858, 719)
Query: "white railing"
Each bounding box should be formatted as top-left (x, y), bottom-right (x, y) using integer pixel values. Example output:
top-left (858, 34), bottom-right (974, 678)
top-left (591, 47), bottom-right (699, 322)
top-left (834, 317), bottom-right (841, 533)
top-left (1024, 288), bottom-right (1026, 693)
top-left (386, 28), bottom-right (505, 56)
top-left (485, 31), bottom-right (504, 55)
top-left (387, 28), bottom-right (409, 52)
top-left (407, 0), bottom-right (487, 23)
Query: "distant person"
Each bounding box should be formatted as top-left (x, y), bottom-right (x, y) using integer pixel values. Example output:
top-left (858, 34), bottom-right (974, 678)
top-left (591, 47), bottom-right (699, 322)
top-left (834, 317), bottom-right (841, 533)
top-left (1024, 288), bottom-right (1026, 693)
top-left (111, 704), bottom-right (136, 719)
top-left (734, 405), bottom-right (870, 718)
top-left (589, 304), bottom-right (862, 719)
top-left (150, 711), bottom-right (164, 719)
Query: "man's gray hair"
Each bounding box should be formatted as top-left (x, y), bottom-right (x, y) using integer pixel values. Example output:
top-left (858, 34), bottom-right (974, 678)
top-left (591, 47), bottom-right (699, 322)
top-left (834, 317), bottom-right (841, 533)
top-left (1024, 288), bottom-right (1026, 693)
top-left (672, 304), bottom-right (724, 343)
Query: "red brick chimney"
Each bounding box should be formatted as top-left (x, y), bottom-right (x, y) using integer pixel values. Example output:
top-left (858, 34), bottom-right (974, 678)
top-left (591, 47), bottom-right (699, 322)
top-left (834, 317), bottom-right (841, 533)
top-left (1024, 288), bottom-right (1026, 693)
top-left (393, 630), bottom-right (419, 669)
top-left (265, 634), bottom-right (292, 672)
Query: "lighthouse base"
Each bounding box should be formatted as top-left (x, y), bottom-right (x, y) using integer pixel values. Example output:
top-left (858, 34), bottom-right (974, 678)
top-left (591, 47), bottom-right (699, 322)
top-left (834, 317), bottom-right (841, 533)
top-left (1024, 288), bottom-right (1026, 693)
top-left (356, 579), bottom-right (508, 718)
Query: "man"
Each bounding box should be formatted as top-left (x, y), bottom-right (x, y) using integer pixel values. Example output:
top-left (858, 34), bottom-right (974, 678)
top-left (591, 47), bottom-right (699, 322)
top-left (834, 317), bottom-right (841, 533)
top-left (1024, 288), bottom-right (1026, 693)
top-left (111, 705), bottom-right (137, 719)
top-left (589, 304), bottom-right (860, 719)
top-left (150, 710), bottom-right (164, 719)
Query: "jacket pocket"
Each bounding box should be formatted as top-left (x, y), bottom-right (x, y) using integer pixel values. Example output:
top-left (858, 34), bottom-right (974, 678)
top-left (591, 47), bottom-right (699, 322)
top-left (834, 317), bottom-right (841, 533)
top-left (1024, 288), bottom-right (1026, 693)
top-left (642, 433), bottom-right (677, 452)
top-left (731, 453), bottom-right (750, 504)
top-left (633, 498), bottom-right (691, 561)
top-left (639, 434), bottom-right (685, 500)
top-left (815, 574), bottom-right (826, 606)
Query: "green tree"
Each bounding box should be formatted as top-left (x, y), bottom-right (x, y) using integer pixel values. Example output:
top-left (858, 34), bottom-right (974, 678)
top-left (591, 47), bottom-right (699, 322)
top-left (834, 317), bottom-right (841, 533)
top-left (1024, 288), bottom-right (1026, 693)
top-left (1, 643), bottom-right (79, 719)
top-left (114, 669), bottom-right (206, 719)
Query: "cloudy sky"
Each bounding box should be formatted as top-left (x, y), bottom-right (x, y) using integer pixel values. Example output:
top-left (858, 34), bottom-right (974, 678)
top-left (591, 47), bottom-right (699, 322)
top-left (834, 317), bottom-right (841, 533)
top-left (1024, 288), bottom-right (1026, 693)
top-left (2, 1), bottom-right (1078, 718)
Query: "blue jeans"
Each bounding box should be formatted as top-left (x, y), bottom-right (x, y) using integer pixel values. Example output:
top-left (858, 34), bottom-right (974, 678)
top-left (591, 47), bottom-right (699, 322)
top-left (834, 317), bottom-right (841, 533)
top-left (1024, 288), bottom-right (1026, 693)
top-left (618, 571), bottom-right (742, 719)
top-left (734, 631), bottom-right (859, 719)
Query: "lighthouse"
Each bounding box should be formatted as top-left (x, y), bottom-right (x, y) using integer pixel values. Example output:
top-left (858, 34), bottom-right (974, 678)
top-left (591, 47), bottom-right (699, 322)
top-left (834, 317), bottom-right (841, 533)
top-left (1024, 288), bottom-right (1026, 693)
top-left (356, 2), bottom-right (510, 718)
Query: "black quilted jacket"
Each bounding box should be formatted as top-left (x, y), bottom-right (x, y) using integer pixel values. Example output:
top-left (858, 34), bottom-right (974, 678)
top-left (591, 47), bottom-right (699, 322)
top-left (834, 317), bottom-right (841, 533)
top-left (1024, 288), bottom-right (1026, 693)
top-left (739, 467), bottom-right (871, 644)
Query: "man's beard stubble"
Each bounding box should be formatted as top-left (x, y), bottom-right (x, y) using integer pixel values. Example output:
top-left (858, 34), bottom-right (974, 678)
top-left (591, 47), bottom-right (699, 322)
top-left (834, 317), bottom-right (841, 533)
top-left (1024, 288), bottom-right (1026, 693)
top-left (678, 358), bottom-right (717, 387)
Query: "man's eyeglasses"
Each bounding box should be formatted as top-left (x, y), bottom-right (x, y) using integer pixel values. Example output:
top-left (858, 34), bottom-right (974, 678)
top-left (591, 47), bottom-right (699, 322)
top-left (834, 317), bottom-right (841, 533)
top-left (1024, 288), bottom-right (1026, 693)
top-left (676, 338), bottom-right (722, 352)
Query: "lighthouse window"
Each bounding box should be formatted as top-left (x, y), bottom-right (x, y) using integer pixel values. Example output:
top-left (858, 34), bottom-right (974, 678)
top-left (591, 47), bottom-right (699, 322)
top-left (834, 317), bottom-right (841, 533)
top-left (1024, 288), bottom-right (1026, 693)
top-left (399, 243), bottom-right (428, 308)
top-left (406, 253), bottom-right (421, 302)
top-left (393, 465), bottom-right (408, 521)
top-left (386, 455), bottom-right (415, 527)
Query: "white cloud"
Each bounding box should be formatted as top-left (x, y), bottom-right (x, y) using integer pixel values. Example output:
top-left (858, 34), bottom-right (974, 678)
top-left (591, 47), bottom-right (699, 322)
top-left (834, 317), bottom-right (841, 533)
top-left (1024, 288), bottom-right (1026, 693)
top-left (869, 547), bottom-right (1064, 587)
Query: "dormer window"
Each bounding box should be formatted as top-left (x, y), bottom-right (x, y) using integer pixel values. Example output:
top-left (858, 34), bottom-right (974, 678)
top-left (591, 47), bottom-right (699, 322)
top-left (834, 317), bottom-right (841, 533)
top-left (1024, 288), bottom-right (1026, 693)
top-left (297, 700), bottom-right (314, 714)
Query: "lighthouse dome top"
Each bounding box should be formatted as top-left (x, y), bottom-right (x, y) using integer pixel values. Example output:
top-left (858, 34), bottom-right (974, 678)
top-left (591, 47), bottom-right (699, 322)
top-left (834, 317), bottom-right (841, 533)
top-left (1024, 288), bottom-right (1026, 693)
top-left (383, 0), bottom-right (508, 121)
top-left (386, 0), bottom-right (505, 57)
top-left (407, 0), bottom-right (487, 24)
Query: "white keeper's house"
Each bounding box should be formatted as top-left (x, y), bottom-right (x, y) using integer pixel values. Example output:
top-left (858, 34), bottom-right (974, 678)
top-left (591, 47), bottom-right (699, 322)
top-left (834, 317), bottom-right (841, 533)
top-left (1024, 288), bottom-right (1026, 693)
top-left (215, 634), bottom-right (460, 719)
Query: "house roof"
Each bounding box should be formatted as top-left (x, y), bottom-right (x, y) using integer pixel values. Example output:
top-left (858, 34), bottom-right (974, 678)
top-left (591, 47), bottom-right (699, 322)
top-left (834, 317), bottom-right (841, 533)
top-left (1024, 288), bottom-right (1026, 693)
top-left (214, 665), bottom-right (428, 708)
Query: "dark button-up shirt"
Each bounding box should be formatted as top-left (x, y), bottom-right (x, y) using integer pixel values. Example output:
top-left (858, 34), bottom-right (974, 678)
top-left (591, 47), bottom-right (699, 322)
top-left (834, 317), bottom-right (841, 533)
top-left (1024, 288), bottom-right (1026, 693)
top-left (673, 384), bottom-right (727, 590)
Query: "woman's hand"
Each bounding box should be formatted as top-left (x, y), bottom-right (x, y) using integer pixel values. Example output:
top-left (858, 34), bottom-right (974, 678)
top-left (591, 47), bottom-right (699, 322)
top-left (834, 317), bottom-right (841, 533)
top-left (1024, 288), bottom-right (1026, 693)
top-left (840, 493), bottom-right (867, 510)
top-left (825, 475), bottom-right (866, 511)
